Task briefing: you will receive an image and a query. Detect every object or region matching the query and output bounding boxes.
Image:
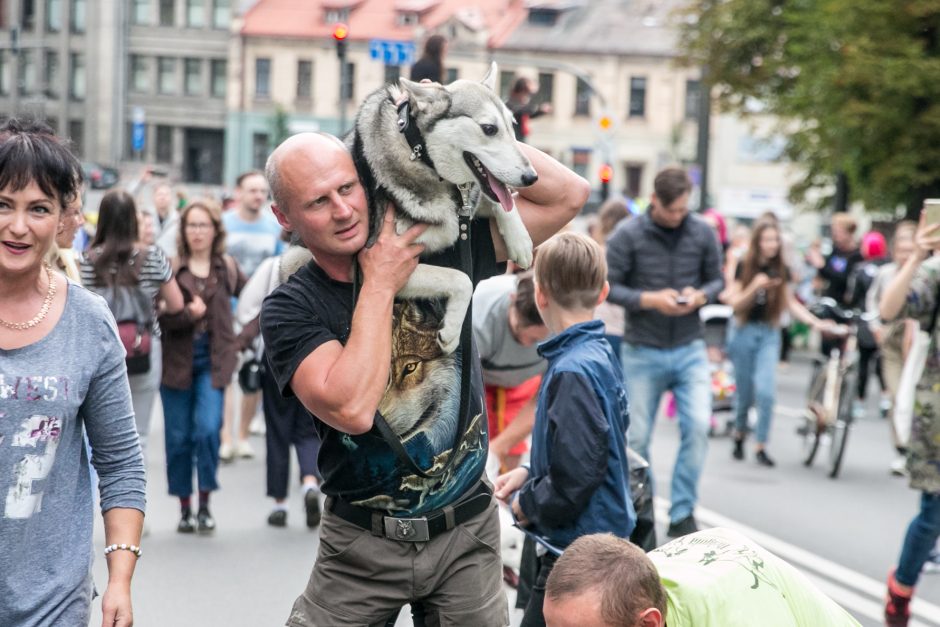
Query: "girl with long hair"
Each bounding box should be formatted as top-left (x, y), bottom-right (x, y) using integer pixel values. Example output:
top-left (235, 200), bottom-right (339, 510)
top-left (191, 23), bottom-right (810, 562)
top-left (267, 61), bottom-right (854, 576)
top-left (159, 200), bottom-right (248, 534)
top-left (410, 34), bottom-right (447, 83)
top-left (725, 220), bottom-right (829, 466)
top-left (80, 189), bottom-right (184, 459)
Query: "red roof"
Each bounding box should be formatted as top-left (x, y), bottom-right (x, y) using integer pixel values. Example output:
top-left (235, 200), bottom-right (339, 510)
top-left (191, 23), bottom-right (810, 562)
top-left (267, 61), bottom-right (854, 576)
top-left (241, 0), bottom-right (524, 46)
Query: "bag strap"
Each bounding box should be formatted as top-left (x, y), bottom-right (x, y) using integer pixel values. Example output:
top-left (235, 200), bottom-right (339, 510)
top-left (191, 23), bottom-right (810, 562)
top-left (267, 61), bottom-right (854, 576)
top-left (223, 254), bottom-right (238, 294)
top-left (358, 211), bottom-right (475, 480)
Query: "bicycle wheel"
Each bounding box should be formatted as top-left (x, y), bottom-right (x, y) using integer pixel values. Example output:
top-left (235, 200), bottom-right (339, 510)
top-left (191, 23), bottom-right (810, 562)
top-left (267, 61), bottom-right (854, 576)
top-left (828, 367), bottom-right (857, 479)
top-left (802, 362), bottom-right (826, 466)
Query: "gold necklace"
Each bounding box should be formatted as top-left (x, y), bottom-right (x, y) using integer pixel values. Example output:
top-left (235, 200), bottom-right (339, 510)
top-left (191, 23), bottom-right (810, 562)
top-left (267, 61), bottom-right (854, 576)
top-left (0, 262), bottom-right (57, 331)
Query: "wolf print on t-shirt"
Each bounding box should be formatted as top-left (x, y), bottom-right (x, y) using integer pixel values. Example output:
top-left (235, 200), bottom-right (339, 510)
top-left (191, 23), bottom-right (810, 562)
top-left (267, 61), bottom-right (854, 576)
top-left (350, 297), bottom-right (486, 513)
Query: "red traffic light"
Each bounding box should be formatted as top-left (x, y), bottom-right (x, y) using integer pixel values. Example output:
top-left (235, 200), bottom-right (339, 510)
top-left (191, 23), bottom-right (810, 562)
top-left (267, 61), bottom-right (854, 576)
top-left (599, 164), bottom-right (613, 183)
top-left (332, 23), bottom-right (349, 41)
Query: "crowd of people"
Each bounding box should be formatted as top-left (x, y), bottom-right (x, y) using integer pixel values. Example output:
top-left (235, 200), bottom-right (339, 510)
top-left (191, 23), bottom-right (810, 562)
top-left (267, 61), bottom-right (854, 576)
top-left (0, 108), bottom-right (936, 627)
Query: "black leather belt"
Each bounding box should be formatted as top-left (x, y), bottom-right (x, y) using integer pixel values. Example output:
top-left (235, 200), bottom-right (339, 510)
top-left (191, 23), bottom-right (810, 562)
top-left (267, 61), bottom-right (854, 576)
top-left (328, 481), bottom-right (492, 543)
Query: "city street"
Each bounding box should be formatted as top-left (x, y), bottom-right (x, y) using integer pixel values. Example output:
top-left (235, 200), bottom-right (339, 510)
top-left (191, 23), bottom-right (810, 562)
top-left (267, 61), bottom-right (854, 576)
top-left (90, 350), bottom-right (940, 627)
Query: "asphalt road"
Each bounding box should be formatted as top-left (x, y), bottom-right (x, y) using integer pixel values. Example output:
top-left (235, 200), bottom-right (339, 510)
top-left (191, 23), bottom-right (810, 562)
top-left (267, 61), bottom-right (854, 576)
top-left (90, 350), bottom-right (940, 626)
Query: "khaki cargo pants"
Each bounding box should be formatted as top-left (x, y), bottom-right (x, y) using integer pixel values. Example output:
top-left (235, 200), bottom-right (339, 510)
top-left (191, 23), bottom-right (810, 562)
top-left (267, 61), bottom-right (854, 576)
top-left (285, 499), bottom-right (509, 626)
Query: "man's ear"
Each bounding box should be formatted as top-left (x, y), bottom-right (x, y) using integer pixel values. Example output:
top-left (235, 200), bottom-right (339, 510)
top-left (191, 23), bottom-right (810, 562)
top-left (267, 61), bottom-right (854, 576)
top-left (270, 203), bottom-right (292, 231)
top-left (638, 607), bottom-right (663, 627)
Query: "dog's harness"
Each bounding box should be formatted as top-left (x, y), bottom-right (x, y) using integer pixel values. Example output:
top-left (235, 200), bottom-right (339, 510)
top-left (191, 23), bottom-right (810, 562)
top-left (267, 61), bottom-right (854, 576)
top-left (349, 96), bottom-right (476, 485)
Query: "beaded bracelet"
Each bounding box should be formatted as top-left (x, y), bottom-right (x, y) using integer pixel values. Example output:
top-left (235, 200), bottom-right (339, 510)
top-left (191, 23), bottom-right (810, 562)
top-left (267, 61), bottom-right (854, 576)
top-left (104, 543), bottom-right (142, 558)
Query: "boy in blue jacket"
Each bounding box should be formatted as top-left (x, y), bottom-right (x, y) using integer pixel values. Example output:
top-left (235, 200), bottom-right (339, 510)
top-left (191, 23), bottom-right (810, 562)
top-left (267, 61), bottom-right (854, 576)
top-left (495, 232), bottom-right (636, 627)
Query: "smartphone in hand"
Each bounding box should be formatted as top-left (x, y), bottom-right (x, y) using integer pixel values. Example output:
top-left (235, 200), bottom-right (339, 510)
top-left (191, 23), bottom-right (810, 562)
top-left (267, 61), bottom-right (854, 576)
top-left (926, 199), bottom-right (940, 228)
top-left (675, 296), bottom-right (690, 306)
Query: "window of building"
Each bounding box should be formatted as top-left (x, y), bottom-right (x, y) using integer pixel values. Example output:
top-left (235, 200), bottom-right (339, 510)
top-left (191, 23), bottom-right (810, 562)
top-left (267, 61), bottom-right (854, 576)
top-left (252, 132), bottom-right (269, 170)
top-left (531, 72), bottom-right (554, 110)
top-left (445, 67), bottom-right (458, 83)
top-left (159, 0), bottom-right (174, 25)
top-left (158, 56), bottom-right (175, 94)
top-left (69, 52), bottom-right (85, 100)
top-left (685, 79), bottom-right (700, 120)
top-left (571, 147), bottom-right (591, 179)
top-left (210, 59), bottom-right (226, 98)
top-left (19, 50), bottom-right (36, 95)
top-left (156, 124), bottom-right (172, 162)
top-left (186, 0), bottom-right (204, 27)
top-left (624, 164), bottom-right (643, 198)
top-left (184, 58), bottom-right (201, 95)
top-left (45, 0), bottom-right (62, 31)
top-left (296, 59), bottom-right (312, 100)
top-left (68, 119), bottom-right (83, 157)
top-left (340, 61), bottom-right (354, 102)
top-left (325, 8), bottom-right (348, 24)
top-left (130, 54), bottom-right (149, 92)
top-left (629, 76), bottom-right (646, 118)
top-left (131, 0), bottom-right (149, 25)
top-left (574, 76), bottom-right (591, 117)
top-left (528, 8), bottom-right (558, 26)
top-left (254, 57), bottom-right (270, 98)
top-left (21, 0), bottom-right (36, 30)
top-left (44, 50), bottom-right (58, 97)
top-left (0, 52), bottom-right (9, 95)
top-left (212, 0), bottom-right (229, 28)
top-left (70, 0), bottom-right (85, 32)
top-left (383, 64), bottom-right (400, 86)
top-left (396, 11), bottom-right (418, 26)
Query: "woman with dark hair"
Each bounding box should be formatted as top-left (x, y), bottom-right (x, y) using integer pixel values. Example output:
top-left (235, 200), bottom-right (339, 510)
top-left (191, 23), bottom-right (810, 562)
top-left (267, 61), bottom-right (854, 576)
top-left (410, 34), bottom-right (447, 83)
top-left (0, 119), bottom-right (145, 626)
top-left (725, 220), bottom-right (829, 466)
top-left (159, 200), bottom-right (248, 534)
top-left (80, 189), bottom-right (184, 460)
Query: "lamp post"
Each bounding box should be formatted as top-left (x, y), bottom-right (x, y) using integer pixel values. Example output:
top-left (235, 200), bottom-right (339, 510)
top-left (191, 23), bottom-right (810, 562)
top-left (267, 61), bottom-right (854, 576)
top-left (332, 23), bottom-right (349, 136)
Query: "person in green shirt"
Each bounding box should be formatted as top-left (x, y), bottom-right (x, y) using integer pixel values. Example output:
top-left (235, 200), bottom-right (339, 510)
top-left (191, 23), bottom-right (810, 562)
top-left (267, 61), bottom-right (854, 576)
top-left (542, 528), bottom-right (861, 627)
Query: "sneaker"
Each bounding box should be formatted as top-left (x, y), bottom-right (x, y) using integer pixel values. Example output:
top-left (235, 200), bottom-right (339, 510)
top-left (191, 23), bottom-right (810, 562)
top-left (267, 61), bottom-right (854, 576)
top-left (249, 414), bottom-right (267, 436)
top-left (267, 509), bottom-right (288, 528)
top-left (667, 515), bottom-right (698, 538)
top-left (755, 449), bottom-right (776, 467)
top-left (305, 490), bottom-right (322, 529)
top-left (219, 442), bottom-right (234, 463)
top-left (880, 395), bottom-right (893, 419)
top-left (235, 440), bottom-right (255, 459)
top-left (197, 507), bottom-right (216, 533)
top-left (732, 437), bottom-right (745, 461)
top-left (177, 509), bottom-right (196, 534)
top-left (885, 570), bottom-right (912, 627)
top-left (890, 456), bottom-right (909, 477)
top-left (851, 402), bottom-right (865, 421)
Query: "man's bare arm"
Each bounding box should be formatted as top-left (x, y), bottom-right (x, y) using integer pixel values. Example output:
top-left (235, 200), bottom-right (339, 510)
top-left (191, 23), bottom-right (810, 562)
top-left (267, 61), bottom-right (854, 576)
top-left (289, 212), bottom-right (426, 435)
top-left (492, 144), bottom-right (590, 261)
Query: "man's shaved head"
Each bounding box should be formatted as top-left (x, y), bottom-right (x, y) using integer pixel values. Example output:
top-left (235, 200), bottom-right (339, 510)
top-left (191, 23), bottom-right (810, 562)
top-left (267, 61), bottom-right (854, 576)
top-left (265, 132), bottom-right (348, 213)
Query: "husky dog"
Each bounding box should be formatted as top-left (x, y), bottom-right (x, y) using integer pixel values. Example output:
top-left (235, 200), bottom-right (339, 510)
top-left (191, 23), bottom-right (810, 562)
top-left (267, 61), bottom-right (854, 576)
top-left (351, 63), bottom-right (538, 354)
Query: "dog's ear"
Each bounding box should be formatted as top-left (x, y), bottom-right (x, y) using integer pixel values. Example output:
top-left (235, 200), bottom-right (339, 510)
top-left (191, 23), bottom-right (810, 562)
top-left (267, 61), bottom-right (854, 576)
top-left (481, 62), bottom-right (497, 92)
top-left (398, 77), bottom-right (444, 113)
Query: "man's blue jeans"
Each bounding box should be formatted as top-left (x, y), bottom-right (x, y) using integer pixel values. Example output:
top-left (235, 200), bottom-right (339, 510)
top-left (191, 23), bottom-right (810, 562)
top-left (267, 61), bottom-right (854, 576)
top-left (727, 321), bottom-right (780, 445)
top-left (896, 492), bottom-right (940, 586)
top-left (160, 369), bottom-right (224, 498)
top-left (622, 339), bottom-right (711, 523)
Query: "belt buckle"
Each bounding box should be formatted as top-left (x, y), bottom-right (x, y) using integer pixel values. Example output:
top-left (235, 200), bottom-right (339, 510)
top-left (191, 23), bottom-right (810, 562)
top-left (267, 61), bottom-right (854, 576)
top-left (384, 516), bottom-right (430, 542)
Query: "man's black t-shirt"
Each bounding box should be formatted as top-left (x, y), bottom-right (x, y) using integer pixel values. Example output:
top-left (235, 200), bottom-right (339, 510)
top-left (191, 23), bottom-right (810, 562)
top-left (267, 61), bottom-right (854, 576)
top-left (261, 219), bottom-right (504, 515)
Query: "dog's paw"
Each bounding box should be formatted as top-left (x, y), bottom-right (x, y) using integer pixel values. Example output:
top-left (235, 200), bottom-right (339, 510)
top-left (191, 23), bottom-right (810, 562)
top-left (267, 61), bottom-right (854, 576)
top-left (437, 326), bottom-right (461, 355)
top-left (506, 233), bottom-right (534, 269)
top-left (495, 210), bottom-right (534, 269)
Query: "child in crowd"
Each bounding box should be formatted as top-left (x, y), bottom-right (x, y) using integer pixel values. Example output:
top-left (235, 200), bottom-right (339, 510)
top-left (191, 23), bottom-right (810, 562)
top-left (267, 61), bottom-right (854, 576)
top-left (495, 232), bottom-right (636, 627)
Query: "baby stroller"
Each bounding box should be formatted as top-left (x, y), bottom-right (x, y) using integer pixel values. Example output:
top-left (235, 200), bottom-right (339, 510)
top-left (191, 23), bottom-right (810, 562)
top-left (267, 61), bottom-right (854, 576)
top-left (701, 304), bottom-right (736, 437)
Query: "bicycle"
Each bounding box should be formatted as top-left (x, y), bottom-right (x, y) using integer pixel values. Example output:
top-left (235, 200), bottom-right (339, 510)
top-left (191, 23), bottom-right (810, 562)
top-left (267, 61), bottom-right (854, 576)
top-left (800, 298), bottom-right (871, 478)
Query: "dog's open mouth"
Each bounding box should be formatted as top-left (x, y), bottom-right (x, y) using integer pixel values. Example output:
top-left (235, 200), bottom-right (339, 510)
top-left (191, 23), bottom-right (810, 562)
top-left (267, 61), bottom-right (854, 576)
top-left (464, 153), bottom-right (514, 212)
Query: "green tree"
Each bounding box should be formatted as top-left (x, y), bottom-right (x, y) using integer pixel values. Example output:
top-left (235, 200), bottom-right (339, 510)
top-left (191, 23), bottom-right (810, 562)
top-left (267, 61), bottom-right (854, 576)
top-left (679, 0), bottom-right (940, 217)
top-left (271, 104), bottom-right (291, 149)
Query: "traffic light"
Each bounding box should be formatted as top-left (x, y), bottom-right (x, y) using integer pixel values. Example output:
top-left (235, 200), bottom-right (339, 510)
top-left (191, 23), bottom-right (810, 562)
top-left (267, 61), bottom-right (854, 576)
top-left (599, 164), bottom-right (612, 200)
top-left (598, 115), bottom-right (613, 132)
top-left (332, 23), bottom-right (348, 58)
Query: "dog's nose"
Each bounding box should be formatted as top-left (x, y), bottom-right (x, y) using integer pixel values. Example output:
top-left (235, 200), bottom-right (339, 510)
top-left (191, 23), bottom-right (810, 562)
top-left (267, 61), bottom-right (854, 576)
top-left (521, 171), bottom-right (539, 186)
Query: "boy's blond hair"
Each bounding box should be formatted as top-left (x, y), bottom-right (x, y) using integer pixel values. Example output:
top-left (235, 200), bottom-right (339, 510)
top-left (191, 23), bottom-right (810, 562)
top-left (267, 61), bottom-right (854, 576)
top-left (534, 232), bottom-right (607, 310)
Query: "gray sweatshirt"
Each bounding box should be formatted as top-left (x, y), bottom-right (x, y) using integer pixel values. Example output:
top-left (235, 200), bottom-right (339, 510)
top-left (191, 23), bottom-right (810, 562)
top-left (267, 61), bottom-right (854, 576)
top-left (0, 281), bottom-right (146, 626)
top-left (606, 212), bottom-right (724, 349)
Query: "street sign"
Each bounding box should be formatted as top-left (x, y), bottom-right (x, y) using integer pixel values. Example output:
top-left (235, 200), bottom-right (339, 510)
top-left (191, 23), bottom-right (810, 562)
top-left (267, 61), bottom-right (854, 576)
top-left (131, 107), bottom-right (145, 153)
top-left (368, 40), bottom-right (415, 66)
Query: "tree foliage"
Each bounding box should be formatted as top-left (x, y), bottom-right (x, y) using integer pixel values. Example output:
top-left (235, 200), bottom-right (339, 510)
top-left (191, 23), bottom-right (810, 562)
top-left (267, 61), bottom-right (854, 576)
top-left (679, 0), bottom-right (940, 216)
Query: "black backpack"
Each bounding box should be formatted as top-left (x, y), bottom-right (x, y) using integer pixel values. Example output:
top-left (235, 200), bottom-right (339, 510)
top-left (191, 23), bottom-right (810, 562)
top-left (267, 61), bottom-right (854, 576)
top-left (88, 249), bottom-right (155, 375)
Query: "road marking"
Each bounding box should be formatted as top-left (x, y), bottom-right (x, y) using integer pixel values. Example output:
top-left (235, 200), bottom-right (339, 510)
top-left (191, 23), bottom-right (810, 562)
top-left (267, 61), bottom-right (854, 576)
top-left (655, 498), bottom-right (940, 626)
